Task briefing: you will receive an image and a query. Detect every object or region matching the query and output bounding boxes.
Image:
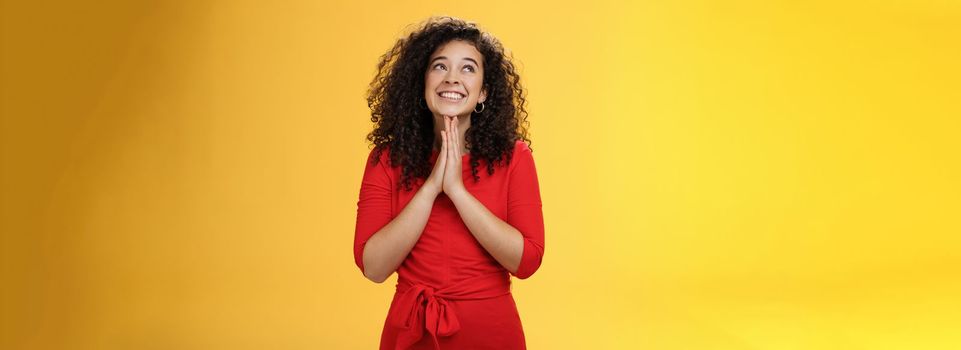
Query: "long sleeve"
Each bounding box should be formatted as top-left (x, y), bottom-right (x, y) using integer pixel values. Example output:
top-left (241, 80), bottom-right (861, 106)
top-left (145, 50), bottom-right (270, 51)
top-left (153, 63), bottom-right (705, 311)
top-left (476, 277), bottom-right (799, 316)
top-left (505, 141), bottom-right (545, 279)
top-left (354, 148), bottom-right (394, 274)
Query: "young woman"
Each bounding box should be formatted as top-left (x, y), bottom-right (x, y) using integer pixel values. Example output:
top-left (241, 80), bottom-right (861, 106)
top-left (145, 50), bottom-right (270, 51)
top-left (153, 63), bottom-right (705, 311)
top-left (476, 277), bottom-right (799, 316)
top-left (354, 16), bottom-right (545, 349)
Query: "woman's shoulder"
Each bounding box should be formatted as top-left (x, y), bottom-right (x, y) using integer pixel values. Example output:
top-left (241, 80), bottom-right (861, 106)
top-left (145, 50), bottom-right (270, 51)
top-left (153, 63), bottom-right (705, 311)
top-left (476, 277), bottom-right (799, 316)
top-left (513, 139), bottom-right (532, 153)
top-left (365, 145), bottom-right (393, 168)
top-left (510, 139), bottom-right (534, 161)
top-left (507, 139), bottom-right (534, 170)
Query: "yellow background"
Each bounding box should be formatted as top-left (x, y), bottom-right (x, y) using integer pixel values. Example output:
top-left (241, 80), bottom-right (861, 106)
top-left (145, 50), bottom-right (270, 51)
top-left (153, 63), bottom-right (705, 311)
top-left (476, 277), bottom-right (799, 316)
top-left (2, 0), bottom-right (959, 349)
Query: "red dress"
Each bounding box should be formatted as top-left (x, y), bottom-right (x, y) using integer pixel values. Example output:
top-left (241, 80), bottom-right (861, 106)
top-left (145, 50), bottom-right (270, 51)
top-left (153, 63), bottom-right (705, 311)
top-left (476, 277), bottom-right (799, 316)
top-left (354, 140), bottom-right (545, 350)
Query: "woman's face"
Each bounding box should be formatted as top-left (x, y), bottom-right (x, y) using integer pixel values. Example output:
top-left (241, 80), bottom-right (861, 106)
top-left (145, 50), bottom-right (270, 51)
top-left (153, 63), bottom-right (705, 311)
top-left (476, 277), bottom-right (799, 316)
top-left (424, 40), bottom-right (487, 118)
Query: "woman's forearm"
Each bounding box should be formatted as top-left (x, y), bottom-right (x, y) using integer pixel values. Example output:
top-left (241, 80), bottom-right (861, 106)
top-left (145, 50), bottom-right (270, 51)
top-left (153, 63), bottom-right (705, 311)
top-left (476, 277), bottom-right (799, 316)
top-left (361, 185), bottom-right (439, 283)
top-left (447, 189), bottom-right (524, 274)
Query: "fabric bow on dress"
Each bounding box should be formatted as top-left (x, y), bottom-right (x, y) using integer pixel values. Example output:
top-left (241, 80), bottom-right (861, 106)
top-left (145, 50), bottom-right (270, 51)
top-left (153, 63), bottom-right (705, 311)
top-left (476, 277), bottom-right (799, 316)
top-left (386, 272), bottom-right (511, 350)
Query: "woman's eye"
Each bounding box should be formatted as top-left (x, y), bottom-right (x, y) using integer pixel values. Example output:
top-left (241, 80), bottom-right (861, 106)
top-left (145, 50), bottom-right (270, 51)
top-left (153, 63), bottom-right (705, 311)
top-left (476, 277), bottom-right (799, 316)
top-left (462, 65), bottom-right (475, 72)
top-left (433, 63), bottom-right (446, 70)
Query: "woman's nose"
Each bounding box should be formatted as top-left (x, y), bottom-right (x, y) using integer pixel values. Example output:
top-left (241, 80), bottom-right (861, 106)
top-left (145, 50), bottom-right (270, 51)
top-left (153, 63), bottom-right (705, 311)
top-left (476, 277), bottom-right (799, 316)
top-left (443, 72), bottom-right (460, 84)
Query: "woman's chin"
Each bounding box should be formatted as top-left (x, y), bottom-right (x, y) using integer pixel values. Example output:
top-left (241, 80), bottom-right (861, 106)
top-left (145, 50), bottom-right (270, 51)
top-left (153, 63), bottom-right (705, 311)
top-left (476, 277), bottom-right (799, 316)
top-left (434, 108), bottom-right (466, 117)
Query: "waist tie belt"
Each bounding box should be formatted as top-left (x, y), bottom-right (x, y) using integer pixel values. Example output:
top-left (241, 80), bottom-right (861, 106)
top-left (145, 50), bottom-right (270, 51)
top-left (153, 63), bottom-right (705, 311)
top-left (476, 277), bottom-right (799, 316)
top-left (386, 272), bottom-right (511, 350)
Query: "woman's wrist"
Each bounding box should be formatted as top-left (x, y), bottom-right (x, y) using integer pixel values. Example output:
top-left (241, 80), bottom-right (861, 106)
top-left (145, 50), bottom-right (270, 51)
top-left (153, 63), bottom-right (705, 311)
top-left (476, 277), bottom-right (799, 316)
top-left (445, 186), bottom-right (470, 202)
top-left (419, 183), bottom-right (442, 198)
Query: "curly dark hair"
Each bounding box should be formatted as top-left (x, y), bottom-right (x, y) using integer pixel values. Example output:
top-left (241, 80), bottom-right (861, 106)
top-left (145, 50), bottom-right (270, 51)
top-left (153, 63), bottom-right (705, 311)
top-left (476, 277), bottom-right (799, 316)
top-left (366, 16), bottom-right (531, 192)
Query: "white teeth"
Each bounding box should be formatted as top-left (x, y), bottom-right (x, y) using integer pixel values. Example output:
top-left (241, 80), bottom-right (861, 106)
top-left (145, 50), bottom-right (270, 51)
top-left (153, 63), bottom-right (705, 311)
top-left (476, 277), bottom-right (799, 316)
top-left (439, 92), bottom-right (465, 100)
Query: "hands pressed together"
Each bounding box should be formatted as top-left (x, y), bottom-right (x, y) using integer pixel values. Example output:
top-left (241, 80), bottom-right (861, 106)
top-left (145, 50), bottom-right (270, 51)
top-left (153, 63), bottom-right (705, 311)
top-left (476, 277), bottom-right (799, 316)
top-left (424, 115), bottom-right (466, 197)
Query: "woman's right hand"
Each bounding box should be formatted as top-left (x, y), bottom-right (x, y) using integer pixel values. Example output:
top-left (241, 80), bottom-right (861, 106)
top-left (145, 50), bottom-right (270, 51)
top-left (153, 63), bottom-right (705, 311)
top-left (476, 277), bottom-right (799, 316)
top-left (422, 129), bottom-right (448, 196)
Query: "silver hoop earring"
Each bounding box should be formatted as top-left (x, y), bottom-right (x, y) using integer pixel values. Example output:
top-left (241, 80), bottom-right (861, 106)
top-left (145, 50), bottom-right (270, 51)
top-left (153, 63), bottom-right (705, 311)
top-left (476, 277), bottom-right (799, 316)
top-left (473, 102), bottom-right (485, 113)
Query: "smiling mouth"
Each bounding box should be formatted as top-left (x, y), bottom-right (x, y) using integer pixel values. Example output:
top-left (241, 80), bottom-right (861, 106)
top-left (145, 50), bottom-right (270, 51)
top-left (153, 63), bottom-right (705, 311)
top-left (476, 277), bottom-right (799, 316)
top-left (438, 91), bottom-right (466, 102)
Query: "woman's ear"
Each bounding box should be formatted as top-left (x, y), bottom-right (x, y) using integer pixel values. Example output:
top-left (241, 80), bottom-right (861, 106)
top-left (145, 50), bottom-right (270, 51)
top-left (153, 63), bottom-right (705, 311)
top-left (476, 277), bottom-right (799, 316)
top-left (479, 87), bottom-right (488, 103)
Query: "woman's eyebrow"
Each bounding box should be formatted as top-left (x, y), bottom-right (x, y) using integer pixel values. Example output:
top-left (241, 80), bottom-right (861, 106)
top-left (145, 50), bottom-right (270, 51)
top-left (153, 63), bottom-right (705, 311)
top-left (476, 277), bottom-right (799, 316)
top-left (430, 56), bottom-right (479, 65)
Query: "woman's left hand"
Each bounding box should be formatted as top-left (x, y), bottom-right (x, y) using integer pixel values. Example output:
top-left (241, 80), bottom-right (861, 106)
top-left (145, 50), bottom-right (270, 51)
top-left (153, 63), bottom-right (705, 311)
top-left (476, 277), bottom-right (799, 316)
top-left (442, 115), bottom-right (467, 196)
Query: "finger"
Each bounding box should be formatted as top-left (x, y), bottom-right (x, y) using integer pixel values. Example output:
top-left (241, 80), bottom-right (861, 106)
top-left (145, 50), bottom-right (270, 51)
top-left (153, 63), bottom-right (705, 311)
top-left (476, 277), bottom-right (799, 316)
top-left (438, 131), bottom-right (447, 170)
top-left (441, 130), bottom-right (448, 156)
top-left (448, 117), bottom-right (455, 156)
top-left (447, 116), bottom-right (454, 155)
top-left (439, 129), bottom-right (445, 153)
top-left (452, 116), bottom-right (460, 157)
top-left (446, 122), bottom-right (455, 166)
